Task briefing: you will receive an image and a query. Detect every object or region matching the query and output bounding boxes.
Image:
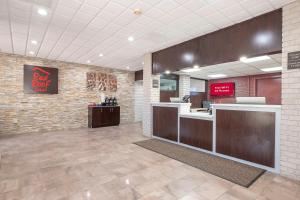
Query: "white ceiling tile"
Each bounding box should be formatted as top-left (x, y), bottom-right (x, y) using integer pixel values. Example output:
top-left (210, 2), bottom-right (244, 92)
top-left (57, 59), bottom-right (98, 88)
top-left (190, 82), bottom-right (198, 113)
top-left (1, 0), bottom-right (286, 71)
top-left (155, 0), bottom-right (180, 13)
top-left (182, 0), bottom-right (208, 10)
top-left (101, 2), bottom-right (127, 18)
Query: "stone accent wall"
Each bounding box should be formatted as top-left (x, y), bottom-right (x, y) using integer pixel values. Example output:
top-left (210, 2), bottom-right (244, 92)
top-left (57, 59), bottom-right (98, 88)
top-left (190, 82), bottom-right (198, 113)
top-left (142, 53), bottom-right (160, 137)
top-left (0, 53), bottom-right (135, 135)
top-left (179, 75), bottom-right (191, 99)
top-left (281, 0), bottom-right (300, 180)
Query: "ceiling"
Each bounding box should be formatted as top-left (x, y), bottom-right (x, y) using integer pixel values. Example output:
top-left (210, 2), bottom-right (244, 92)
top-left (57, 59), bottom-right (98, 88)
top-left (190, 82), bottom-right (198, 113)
top-left (0, 0), bottom-right (294, 71)
top-left (174, 53), bottom-right (282, 80)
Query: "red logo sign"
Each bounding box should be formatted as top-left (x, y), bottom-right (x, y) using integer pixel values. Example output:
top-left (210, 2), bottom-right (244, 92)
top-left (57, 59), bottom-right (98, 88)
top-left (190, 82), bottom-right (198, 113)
top-left (210, 82), bottom-right (235, 96)
top-left (24, 65), bottom-right (58, 94)
top-left (31, 67), bottom-right (52, 92)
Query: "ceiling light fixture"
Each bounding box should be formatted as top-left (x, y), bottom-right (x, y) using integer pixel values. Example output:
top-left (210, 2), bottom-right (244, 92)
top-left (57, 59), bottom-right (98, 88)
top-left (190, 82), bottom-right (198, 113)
top-left (207, 74), bottom-right (227, 78)
top-left (261, 66), bottom-right (282, 72)
top-left (133, 8), bottom-right (142, 15)
top-left (126, 66), bottom-right (130, 69)
top-left (181, 68), bottom-right (201, 73)
top-left (86, 60), bottom-right (91, 64)
top-left (29, 51), bottom-right (34, 55)
top-left (128, 36), bottom-right (134, 42)
top-left (99, 53), bottom-right (103, 57)
top-left (240, 55), bottom-right (270, 63)
top-left (165, 70), bottom-right (171, 74)
top-left (31, 40), bottom-right (37, 45)
top-left (38, 8), bottom-right (48, 16)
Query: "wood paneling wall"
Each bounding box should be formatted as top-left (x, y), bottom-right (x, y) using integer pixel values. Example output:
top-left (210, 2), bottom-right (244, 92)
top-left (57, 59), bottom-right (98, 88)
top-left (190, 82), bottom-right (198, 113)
top-left (135, 70), bottom-right (143, 81)
top-left (208, 73), bottom-right (281, 104)
top-left (152, 9), bottom-right (282, 74)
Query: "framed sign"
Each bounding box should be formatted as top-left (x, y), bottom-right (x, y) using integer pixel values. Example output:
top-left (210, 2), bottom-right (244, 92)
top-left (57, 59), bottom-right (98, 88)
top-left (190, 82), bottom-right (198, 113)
top-left (210, 82), bottom-right (235, 97)
top-left (152, 79), bottom-right (159, 88)
top-left (288, 51), bottom-right (300, 70)
top-left (24, 65), bottom-right (58, 94)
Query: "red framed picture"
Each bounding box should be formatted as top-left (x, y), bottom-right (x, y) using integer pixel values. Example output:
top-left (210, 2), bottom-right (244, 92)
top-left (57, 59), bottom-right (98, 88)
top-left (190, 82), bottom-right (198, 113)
top-left (24, 65), bottom-right (58, 94)
top-left (210, 82), bottom-right (235, 97)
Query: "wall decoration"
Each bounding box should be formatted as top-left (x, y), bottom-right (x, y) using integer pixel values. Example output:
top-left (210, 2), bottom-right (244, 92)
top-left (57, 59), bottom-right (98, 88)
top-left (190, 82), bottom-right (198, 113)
top-left (108, 74), bottom-right (117, 92)
top-left (210, 82), bottom-right (235, 97)
top-left (24, 65), bottom-right (58, 94)
top-left (288, 51), bottom-right (300, 70)
top-left (86, 72), bottom-right (96, 90)
top-left (86, 72), bottom-right (117, 92)
top-left (97, 73), bottom-right (108, 91)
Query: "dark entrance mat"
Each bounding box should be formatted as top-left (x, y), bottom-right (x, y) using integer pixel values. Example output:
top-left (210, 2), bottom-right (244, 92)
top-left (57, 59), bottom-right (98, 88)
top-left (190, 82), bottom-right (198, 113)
top-left (134, 139), bottom-right (265, 187)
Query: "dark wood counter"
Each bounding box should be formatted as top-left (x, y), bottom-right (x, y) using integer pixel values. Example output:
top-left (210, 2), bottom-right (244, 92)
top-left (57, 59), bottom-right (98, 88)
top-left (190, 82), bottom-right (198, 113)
top-left (153, 106), bottom-right (178, 141)
top-left (180, 117), bottom-right (212, 151)
top-left (216, 109), bottom-right (275, 167)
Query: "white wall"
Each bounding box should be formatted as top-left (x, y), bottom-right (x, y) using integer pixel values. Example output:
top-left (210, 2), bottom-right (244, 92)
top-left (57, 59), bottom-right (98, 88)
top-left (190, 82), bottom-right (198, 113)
top-left (134, 81), bottom-right (143, 122)
top-left (281, 0), bottom-right (300, 181)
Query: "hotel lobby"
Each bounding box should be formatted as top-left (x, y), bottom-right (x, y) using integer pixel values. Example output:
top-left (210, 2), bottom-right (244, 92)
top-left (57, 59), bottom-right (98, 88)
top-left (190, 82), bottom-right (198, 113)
top-left (1, 0), bottom-right (300, 199)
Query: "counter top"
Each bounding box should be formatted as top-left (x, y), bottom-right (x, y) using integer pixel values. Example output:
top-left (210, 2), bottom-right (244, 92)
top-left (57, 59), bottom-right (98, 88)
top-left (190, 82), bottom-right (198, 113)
top-left (180, 112), bottom-right (213, 121)
top-left (152, 102), bottom-right (191, 113)
top-left (88, 105), bottom-right (119, 107)
top-left (152, 102), bottom-right (191, 106)
top-left (211, 104), bottom-right (281, 109)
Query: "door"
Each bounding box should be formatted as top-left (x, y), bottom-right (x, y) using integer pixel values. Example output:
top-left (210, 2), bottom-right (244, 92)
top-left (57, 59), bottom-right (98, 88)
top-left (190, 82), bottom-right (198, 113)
top-left (255, 77), bottom-right (281, 104)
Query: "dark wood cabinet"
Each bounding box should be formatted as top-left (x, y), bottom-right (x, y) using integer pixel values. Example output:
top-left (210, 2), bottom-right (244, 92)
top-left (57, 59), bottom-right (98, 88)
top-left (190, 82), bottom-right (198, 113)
top-left (88, 106), bottom-right (120, 128)
top-left (180, 117), bottom-right (213, 151)
top-left (153, 106), bottom-right (178, 141)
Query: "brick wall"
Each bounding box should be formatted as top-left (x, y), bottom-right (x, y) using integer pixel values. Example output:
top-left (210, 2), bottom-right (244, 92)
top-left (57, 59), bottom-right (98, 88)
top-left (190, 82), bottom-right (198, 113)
top-left (0, 53), bottom-right (135, 135)
top-left (281, 0), bottom-right (300, 180)
top-left (142, 53), bottom-right (159, 137)
top-left (134, 81), bottom-right (143, 122)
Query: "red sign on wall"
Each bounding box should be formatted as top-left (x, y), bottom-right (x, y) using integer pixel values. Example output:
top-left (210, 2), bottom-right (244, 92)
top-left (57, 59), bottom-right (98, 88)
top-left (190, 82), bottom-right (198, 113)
top-left (24, 65), bottom-right (58, 94)
top-left (210, 82), bottom-right (235, 97)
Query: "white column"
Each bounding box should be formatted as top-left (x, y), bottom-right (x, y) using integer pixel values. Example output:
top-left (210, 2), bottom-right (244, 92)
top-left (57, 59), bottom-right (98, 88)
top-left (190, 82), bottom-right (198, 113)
top-left (281, 0), bottom-right (300, 181)
top-left (179, 75), bottom-right (191, 99)
top-left (142, 53), bottom-right (160, 137)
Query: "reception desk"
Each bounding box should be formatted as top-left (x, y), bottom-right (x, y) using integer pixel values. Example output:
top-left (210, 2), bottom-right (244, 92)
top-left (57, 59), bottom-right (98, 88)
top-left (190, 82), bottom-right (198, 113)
top-left (152, 103), bottom-right (281, 172)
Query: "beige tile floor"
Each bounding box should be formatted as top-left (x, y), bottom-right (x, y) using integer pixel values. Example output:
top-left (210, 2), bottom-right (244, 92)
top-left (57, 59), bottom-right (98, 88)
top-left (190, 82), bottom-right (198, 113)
top-left (0, 123), bottom-right (299, 200)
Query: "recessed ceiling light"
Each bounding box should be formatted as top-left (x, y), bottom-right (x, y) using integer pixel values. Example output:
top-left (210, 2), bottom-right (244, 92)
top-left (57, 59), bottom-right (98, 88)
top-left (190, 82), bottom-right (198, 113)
top-left (126, 66), bottom-right (130, 69)
top-left (208, 74), bottom-right (227, 78)
top-left (31, 40), bottom-right (37, 45)
top-left (240, 55), bottom-right (270, 63)
top-left (29, 51), bottom-right (34, 55)
top-left (261, 66), bottom-right (282, 72)
top-left (165, 70), bottom-right (171, 74)
top-left (142, 62), bottom-right (144, 65)
top-left (38, 8), bottom-right (48, 16)
top-left (128, 36), bottom-right (134, 42)
top-left (99, 53), bottom-right (103, 57)
top-left (181, 68), bottom-right (201, 73)
top-left (86, 60), bottom-right (91, 64)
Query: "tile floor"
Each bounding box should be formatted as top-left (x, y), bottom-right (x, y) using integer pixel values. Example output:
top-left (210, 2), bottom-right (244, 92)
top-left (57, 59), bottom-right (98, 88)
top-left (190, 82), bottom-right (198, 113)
top-left (0, 123), bottom-right (299, 200)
